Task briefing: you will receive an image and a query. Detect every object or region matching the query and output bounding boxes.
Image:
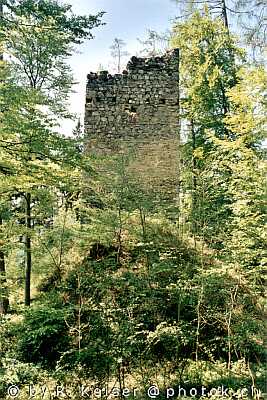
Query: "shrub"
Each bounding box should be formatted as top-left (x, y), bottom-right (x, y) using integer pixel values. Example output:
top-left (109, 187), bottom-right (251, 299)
top-left (16, 306), bottom-right (70, 368)
top-left (0, 358), bottom-right (43, 399)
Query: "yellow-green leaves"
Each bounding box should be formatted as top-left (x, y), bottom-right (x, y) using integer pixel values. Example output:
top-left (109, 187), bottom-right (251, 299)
top-left (224, 67), bottom-right (267, 143)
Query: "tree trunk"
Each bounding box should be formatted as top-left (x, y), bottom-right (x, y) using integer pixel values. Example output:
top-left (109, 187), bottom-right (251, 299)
top-left (177, 49), bottom-right (182, 234)
top-left (118, 44), bottom-right (121, 74)
top-left (0, 5), bottom-right (9, 315)
top-left (0, 5), bottom-right (2, 54)
top-left (221, 0), bottom-right (229, 30)
top-left (0, 215), bottom-right (9, 315)
top-left (24, 193), bottom-right (32, 306)
top-left (191, 119), bottom-right (197, 236)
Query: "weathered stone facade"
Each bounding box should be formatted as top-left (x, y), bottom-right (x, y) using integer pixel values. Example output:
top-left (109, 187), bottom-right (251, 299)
top-left (84, 49), bottom-right (180, 198)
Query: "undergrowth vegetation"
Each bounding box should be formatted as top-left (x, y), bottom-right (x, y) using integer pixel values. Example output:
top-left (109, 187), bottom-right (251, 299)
top-left (0, 1), bottom-right (266, 399)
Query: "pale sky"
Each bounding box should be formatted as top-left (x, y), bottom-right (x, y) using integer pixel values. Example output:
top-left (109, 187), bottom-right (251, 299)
top-left (63, 0), bottom-right (179, 135)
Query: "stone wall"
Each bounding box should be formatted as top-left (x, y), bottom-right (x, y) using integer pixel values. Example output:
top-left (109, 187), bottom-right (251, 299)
top-left (84, 49), bottom-right (180, 199)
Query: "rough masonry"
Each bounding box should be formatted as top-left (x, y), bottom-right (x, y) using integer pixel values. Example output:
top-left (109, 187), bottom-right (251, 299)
top-left (84, 49), bottom-right (180, 200)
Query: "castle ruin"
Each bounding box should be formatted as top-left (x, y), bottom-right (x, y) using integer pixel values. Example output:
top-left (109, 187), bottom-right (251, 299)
top-left (84, 49), bottom-right (180, 199)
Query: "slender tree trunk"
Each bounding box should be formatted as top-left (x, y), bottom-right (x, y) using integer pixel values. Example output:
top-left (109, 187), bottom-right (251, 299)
top-left (191, 119), bottom-right (197, 237)
top-left (0, 6), bottom-right (9, 314)
top-left (191, 119), bottom-right (197, 191)
top-left (0, 5), bottom-right (2, 50)
top-left (177, 291), bottom-right (181, 322)
top-left (139, 207), bottom-right (151, 277)
top-left (118, 46), bottom-right (121, 73)
top-left (195, 284), bottom-right (203, 362)
top-left (221, 0), bottom-right (229, 30)
top-left (226, 285), bottom-right (238, 370)
top-left (0, 5), bottom-right (3, 65)
top-left (0, 215), bottom-right (9, 315)
top-left (77, 273), bottom-right (82, 354)
top-left (177, 49), bottom-right (182, 234)
top-left (117, 206), bottom-right (122, 265)
top-left (24, 193), bottom-right (32, 306)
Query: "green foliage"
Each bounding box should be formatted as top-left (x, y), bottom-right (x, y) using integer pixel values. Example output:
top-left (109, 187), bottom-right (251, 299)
top-left (1, 0), bottom-right (104, 96)
top-left (0, 358), bottom-right (44, 398)
top-left (208, 66), bottom-right (266, 274)
top-left (16, 306), bottom-right (70, 367)
top-left (171, 11), bottom-right (244, 243)
top-left (0, 0), bottom-right (103, 308)
top-left (0, 2), bottom-right (265, 397)
top-left (171, 0), bottom-right (266, 63)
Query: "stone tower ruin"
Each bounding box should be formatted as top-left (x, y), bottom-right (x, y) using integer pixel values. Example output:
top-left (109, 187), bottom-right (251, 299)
top-left (84, 49), bottom-right (180, 200)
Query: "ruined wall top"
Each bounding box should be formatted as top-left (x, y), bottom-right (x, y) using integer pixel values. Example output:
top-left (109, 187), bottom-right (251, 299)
top-left (84, 48), bottom-right (180, 145)
top-left (86, 49), bottom-right (179, 87)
